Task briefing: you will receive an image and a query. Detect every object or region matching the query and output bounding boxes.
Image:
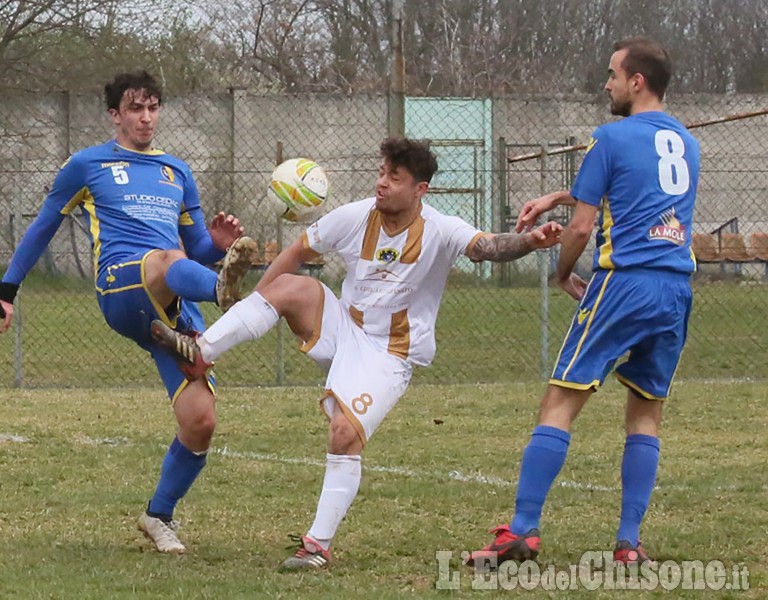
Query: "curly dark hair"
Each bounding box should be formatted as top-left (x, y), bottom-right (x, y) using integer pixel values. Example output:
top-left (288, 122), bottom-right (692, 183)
top-left (104, 71), bottom-right (162, 111)
top-left (380, 136), bottom-right (438, 183)
top-left (614, 38), bottom-right (672, 100)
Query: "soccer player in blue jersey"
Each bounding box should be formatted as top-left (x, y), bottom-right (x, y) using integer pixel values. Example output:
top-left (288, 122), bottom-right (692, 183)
top-left (0, 71), bottom-right (258, 554)
top-left (467, 38), bottom-right (700, 568)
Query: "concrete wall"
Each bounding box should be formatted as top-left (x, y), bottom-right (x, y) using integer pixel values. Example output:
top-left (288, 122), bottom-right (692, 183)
top-left (1, 92), bottom-right (766, 279)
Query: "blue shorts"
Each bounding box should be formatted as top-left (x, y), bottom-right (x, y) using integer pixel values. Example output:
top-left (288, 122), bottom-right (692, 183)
top-left (550, 269), bottom-right (692, 400)
top-left (95, 250), bottom-right (215, 401)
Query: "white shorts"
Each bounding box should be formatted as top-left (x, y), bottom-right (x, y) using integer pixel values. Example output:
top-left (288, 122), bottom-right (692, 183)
top-left (301, 282), bottom-right (412, 445)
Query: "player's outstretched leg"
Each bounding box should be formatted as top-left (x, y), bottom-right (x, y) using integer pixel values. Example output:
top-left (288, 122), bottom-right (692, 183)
top-left (216, 236), bottom-right (259, 311)
top-left (151, 320), bottom-right (212, 379)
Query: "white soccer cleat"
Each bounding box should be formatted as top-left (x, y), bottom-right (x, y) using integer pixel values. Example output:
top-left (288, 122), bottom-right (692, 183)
top-left (216, 236), bottom-right (259, 311)
top-left (138, 512), bottom-right (187, 554)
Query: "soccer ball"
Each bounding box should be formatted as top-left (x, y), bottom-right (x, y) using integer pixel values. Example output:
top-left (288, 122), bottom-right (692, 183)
top-left (266, 158), bottom-right (329, 222)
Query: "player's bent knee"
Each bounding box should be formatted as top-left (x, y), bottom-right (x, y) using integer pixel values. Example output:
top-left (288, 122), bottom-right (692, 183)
top-left (180, 413), bottom-right (216, 445)
top-left (269, 273), bottom-right (318, 298)
top-left (146, 248), bottom-right (186, 272)
top-left (176, 400), bottom-right (217, 442)
top-left (329, 415), bottom-right (362, 455)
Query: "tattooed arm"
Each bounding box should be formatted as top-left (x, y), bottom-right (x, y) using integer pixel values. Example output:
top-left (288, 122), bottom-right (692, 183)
top-left (467, 221), bottom-right (563, 263)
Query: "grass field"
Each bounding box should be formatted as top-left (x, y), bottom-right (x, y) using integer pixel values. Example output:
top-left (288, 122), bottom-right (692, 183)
top-left (2, 274), bottom-right (768, 388)
top-left (0, 381), bottom-right (766, 598)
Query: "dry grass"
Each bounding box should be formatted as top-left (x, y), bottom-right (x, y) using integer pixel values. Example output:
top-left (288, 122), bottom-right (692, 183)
top-left (0, 380), bottom-right (765, 598)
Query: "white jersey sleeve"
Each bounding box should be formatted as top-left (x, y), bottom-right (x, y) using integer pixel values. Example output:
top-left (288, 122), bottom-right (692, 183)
top-left (427, 208), bottom-right (484, 263)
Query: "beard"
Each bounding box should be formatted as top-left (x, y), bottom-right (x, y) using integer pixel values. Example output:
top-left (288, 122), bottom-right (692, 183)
top-left (610, 96), bottom-right (631, 117)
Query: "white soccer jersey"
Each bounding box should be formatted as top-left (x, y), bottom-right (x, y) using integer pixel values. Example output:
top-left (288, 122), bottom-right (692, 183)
top-left (303, 197), bottom-right (483, 366)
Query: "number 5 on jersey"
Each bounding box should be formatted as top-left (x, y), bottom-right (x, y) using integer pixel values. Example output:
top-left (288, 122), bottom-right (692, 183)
top-left (111, 165), bottom-right (129, 185)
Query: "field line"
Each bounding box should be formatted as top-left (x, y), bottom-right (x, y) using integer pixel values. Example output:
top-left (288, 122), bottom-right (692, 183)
top-left (212, 446), bottom-right (619, 492)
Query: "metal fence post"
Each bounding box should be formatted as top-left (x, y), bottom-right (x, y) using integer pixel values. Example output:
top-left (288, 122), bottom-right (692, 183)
top-left (274, 141), bottom-right (285, 386)
top-left (497, 136), bottom-right (509, 286)
top-left (539, 142), bottom-right (550, 380)
top-left (228, 87), bottom-right (236, 211)
top-left (12, 194), bottom-right (23, 387)
top-left (388, 0), bottom-right (405, 136)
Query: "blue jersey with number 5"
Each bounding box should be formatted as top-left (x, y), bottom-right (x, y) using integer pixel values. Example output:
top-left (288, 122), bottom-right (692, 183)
top-left (571, 111), bottom-right (700, 274)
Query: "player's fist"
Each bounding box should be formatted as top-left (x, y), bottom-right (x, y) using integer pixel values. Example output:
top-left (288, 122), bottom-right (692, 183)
top-left (529, 221), bottom-right (563, 249)
top-left (0, 299), bottom-right (13, 333)
top-left (558, 273), bottom-right (588, 301)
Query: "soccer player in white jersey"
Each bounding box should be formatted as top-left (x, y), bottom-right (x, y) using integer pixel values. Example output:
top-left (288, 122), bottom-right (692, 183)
top-left (151, 136), bottom-right (563, 569)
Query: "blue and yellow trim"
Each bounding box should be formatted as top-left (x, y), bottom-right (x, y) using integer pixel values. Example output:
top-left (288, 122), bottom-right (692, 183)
top-left (115, 142), bottom-right (166, 156)
top-left (561, 271), bottom-right (614, 381)
top-left (170, 375), bottom-right (216, 406)
top-left (615, 373), bottom-right (666, 401)
top-left (550, 273), bottom-right (598, 375)
top-left (95, 250), bottom-right (180, 329)
top-left (548, 378), bottom-right (601, 391)
top-left (597, 197), bottom-right (615, 269)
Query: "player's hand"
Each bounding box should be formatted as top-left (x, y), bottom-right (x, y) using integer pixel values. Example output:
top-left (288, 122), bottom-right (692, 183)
top-left (0, 299), bottom-right (13, 333)
top-left (209, 212), bottom-right (246, 252)
top-left (529, 221), bottom-right (563, 249)
top-left (558, 273), bottom-right (588, 301)
top-left (516, 195), bottom-right (559, 233)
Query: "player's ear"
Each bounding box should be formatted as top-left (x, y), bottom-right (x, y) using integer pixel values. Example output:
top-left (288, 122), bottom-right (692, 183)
top-left (632, 72), bottom-right (645, 92)
top-left (416, 181), bottom-right (429, 197)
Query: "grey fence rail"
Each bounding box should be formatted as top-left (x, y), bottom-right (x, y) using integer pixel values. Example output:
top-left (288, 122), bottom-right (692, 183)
top-left (1, 92), bottom-right (767, 388)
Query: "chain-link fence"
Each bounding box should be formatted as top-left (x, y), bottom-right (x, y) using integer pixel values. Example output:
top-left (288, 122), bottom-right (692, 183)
top-left (1, 91), bottom-right (767, 388)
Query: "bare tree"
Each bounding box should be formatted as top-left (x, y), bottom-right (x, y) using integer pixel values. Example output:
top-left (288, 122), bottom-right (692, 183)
top-left (0, 0), bottom-right (200, 91)
top-left (2, 0), bottom-right (767, 94)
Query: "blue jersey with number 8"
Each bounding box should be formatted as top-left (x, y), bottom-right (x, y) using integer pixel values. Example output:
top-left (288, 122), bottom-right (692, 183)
top-left (571, 111), bottom-right (700, 274)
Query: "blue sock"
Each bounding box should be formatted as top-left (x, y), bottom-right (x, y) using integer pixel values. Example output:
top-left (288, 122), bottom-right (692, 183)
top-left (510, 425), bottom-right (570, 534)
top-left (165, 259), bottom-right (218, 303)
top-left (617, 434), bottom-right (660, 546)
top-left (147, 437), bottom-right (207, 518)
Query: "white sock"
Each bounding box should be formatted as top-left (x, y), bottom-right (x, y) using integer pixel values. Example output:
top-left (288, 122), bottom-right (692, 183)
top-left (307, 453), bottom-right (362, 549)
top-left (198, 292), bottom-right (279, 362)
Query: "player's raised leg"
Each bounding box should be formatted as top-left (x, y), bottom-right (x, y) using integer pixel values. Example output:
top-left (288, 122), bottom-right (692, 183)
top-left (215, 236), bottom-right (260, 310)
top-left (151, 274), bottom-right (322, 377)
top-left (143, 237), bottom-right (259, 312)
